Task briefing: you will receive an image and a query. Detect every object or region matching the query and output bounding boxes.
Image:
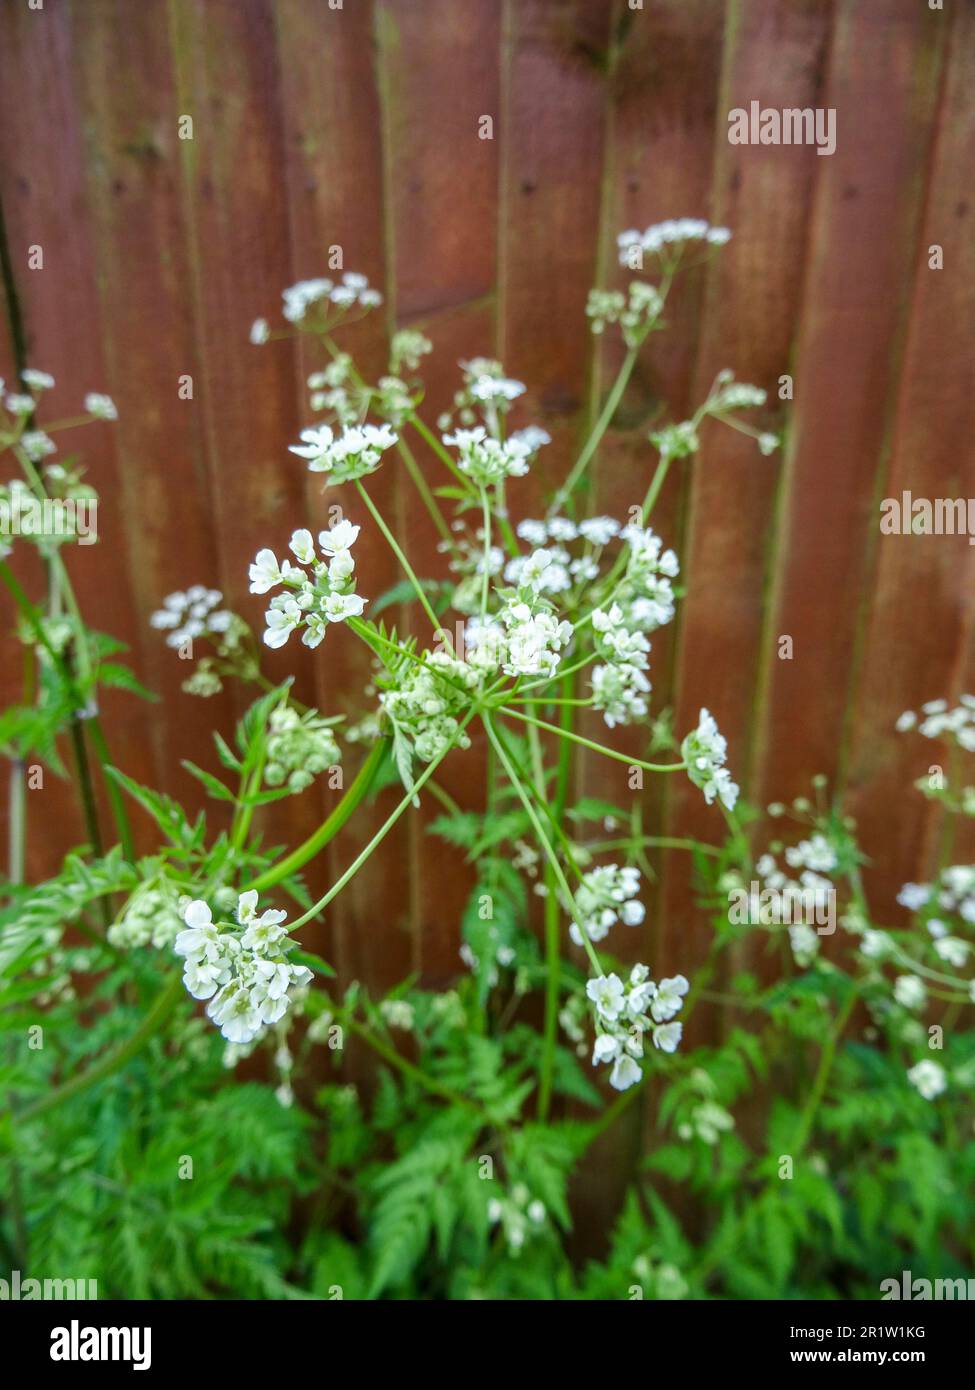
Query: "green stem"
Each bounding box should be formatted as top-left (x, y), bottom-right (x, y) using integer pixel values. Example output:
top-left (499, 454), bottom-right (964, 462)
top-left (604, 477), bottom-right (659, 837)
top-left (287, 712), bottom-right (474, 931)
top-left (7, 757), bottom-right (25, 884)
top-left (396, 435), bottom-right (458, 553)
top-left (409, 413), bottom-right (472, 491)
top-left (247, 738), bottom-right (389, 892)
top-left (550, 345), bottom-right (639, 516)
top-left (499, 705), bottom-right (686, 775)
top-left (484, 713), bottom-right (602, 977)
top-left (791, 988), bottom-right (857, 1155)
top-left (355, 479), bottom-right (440, 632)
top-left (479, 487), bottom-right (491, 620)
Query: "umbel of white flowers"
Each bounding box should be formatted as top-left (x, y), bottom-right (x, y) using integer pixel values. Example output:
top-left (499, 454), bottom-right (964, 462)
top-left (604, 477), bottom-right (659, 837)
top-left (587, 966), bottom-right (689, 1091)
top-left (174, 892), bottom-right (312, 1045)
top-left (249, 518), bottom-right (366, 648)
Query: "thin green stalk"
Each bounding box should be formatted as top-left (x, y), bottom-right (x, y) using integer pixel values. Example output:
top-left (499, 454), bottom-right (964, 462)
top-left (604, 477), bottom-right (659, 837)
top-left (479, 487), bottom-right (491, 620)
top-left (354, 479), bottom-right (440, 632)
top-left (7, 757), bottom-right (25, 884)
top-left (549, 344), bottom-right (639, 516)
top-left (396, 434), bottom-right (458, 553)
top-left (537, 671), bottom-right (575, 1120)
top-left (247, 738), bottom-right (389, 892)
top-left (484, 713), bottom-right (602, 977)
top-left (500, 705), bottom-right (686, 775)
top-left (287, 711), bottom-right (474, 932)
top-left (791, 988), bottom-right (857, 1155)
top-left (409, 413), bottom-right (471, 490)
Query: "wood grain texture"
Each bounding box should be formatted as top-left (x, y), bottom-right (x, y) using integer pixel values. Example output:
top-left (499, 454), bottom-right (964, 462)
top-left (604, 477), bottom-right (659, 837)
top-left (0, 0), bottom-right (971, 1213)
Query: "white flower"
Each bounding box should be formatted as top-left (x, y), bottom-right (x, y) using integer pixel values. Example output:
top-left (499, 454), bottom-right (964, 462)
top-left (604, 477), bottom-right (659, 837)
top-left (934, 936), bottom-right (969, 969)
top-left (586, 973), bottom-right (625, 1023)
top-left (907, 1059), bottom-right (946, 1101)
top-left (84, 392), bottom-right (118, 421)
top-left (571, 864), bottom-right (646, 946)
top-left (897, 882), bottom-right (930, 911)
top-left (263, 597), bottom-right (302, 648)
top-left (578, 516), bottom-right (619, 546)
top-left (289, 424), bottom-right (335, 465)
top-left (250, 317), bottom-right (270, 345)
top-left (295, 422), bottom-right (397, 483)
top-left (860, 929), bottom-right (891, 959)
top-left (289, 529), bottom-right (316, 565)
top-left (21, 430), bottom-right (56, 461)
top-left (323, 591), bottom-right (366, 622)
top-left (610, 1054), bottom-right (642, 1091)
top-left (318, 519), bottom-right (360, 554)
top-left (652, 1022), bottom-right (683, 1053)
top-left (22, 368), bottom-right (55, 391)
top-left (249, 548), bottom-right (287, 595)
top-left (650, 975), bottom-right (689, 1022)
top-left (789, 923), bottom-right (820, 966)
top-left (894, 975), bottom-right (926, 1010)
top-left (681, 708), bottom-right (739, 811)
top-left (593, 1032), bottom-right (621, 1064)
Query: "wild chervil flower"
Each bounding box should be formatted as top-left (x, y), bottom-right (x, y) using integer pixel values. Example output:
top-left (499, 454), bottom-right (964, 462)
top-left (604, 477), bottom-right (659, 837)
top-left (290, 422), bottom-right (397, 484)
top-left (22, 368), bottom-right (56, 392)
top-left (617, 219), bottom-right (731, 266)
top-left (587, 965), bottom-right (688, 1090)
top-left (442, 426), bottom-right (532, 487)
top-left (907, 1059), bottom-right (946, 1101)
top-left (250, 522), bottom-right (366, 649)
top-left (174, 894), bottom-right (312, 1045)
top-left (265, 705), bottom-right (341, 794)
top-left (379, 649), bottom-right (480, 764)
top-left (569, 863), bottom-right (645, 945)
top-left (682, 707), bottom-right (740, 811)
top-left (84, 392), bottom-right (118, 421)
top-left (150, 586), bottom-right (234, 649)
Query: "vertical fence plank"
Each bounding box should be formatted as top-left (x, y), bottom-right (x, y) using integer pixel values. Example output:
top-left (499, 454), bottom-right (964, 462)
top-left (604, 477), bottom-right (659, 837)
top-left (657, 0), bottom-right (835, 980)
top-left (843, 0), bottom-right (975, 914)
top-left (166, 0), bottom-right (323, 870)
top-left (374, 0), bottom-right (502, 984)
top-left (70, 0), bottom-right (237, 817)
top-left (750, 0), bottom-right (946, 824)
top-left (273, 0), bottom-right (406, 1001)
top-left (0, 0), bottom-right (159, 862)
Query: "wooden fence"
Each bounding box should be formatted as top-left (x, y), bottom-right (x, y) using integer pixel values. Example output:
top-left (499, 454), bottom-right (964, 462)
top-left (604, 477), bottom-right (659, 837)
top-left (2, 0), bottom-right (974, 1159)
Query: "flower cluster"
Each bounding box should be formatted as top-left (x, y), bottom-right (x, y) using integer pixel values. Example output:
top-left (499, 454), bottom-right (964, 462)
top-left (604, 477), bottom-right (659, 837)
top-left (495, 596), bottom-right (573, 680)
top-left (616, 523), bottom-right (681, 631)
top-left (681, 707), bottom-right (739, 811)
top-left (896, 867), bottom-right (974, 972)
top-left (591, 603), bottom-right (652, 728)
top-left (587, 966), bottom-right (688, 1090)
top-left (150, 586), bottom-right (235, 650)
top-left (265, 705), bottom-right (341, 794)
top-left (487, 1185), bottom-right (548, 1254)
top-left (380, 649), bottom-right (480, 763)
top-left (289, 422), bottom-right (398, 485)
top-left (586, 281), bottom-right (664, 345)
top-left (249, 520), bottom-right (366, 649)
top-left (258, 271), bottom-right (382, 333)
top-left (437, 357), bottom-right (526, 432)
top-left (617, 218), bottom-right (731, 267)
top-left (108, 882), bottom-right (183, 951)
top-left (442, 426), bottom-right (533, 487)
top-left (569, 862), bottom-right (645, 946)
top-left (896, 696), bottom-right (975, 751)
top-left (908, 1059), bottom-right (947, 1101)
top-left (174, 893), bottom-right (312, 1045)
